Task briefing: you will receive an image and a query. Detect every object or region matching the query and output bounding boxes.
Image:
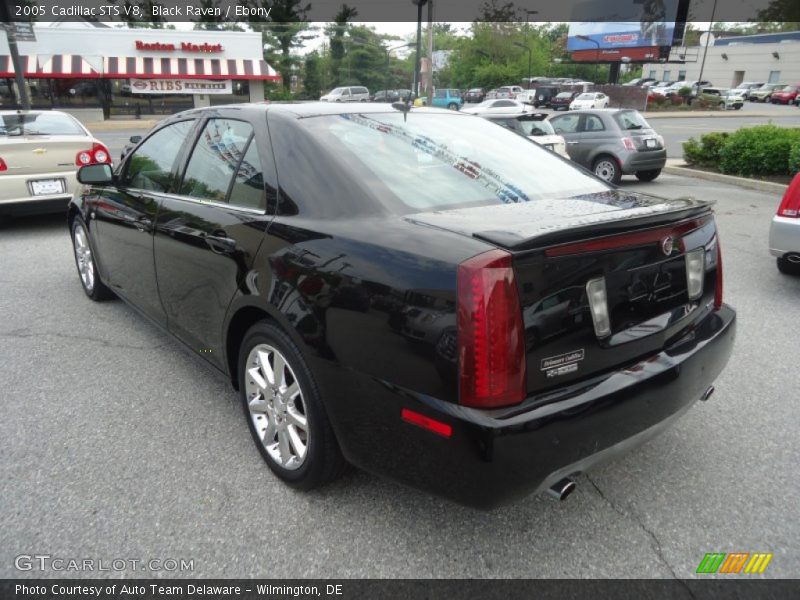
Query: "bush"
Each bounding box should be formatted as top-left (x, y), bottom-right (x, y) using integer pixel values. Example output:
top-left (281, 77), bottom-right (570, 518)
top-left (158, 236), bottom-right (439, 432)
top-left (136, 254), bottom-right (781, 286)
top-left (718, 125), bottom-right (800, 176)
top-left (790, 142), bottom-right (800, 175)
top-left (682, 132), bottom-right (730, 168)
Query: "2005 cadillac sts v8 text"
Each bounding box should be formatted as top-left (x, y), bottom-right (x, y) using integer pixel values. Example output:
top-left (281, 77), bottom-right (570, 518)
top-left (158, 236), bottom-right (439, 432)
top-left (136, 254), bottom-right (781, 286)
top-left (68, 103), bottom-right (735, 508)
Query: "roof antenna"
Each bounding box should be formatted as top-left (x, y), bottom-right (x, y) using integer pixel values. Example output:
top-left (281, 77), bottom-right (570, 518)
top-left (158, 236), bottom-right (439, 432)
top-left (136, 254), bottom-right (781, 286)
top-left (391, 101), bottom-right (411, 122)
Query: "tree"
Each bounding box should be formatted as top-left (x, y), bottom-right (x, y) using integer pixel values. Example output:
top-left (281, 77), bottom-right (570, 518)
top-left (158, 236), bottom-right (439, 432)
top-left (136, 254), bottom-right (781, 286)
top-left (192, 0), bottom-right (245, 30)
top-left (239, 0), bottom-right (315, 92)
top-left (326, 4), bottom-right (359, 86)
top-left (477, 0), bottom-right (520, 22)
top-left (303, 52), bottom-right (322, 99)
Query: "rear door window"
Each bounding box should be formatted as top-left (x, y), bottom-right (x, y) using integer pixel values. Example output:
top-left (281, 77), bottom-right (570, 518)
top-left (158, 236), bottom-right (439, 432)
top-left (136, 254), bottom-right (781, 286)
top-left (179, 118), bottom-right (254, 202)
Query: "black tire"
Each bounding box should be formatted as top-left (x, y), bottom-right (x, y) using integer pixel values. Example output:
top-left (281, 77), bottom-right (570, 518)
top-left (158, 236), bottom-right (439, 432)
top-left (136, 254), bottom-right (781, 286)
top-left (635, 169), bottom-right (662, 182)
top-left (777, 257), bottom-right (800, 276)
top-left (238, 321), bottom-right (346, 490)
top-left (592, 155), bottom-right (622, 185)
top-left (447, 102), bottom-right (458, 110)
top-left (70, 218), bottom-right (114, 301)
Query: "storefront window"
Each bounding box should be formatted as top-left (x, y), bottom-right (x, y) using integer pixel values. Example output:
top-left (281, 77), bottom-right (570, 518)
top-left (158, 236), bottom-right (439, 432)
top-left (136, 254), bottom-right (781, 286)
top-left (209, 80), bottom-right (250, 106)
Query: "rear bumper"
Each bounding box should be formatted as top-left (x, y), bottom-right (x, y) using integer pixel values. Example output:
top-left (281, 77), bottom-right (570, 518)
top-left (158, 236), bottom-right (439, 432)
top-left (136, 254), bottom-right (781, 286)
top-left (621, 150), bottom-right (667, 174)
top-left (769, 215), bottom-right (800, 257)
top-left (0, 170), bottom-right (78, 215)
top-left (321, 305), bottom-right (735, 508)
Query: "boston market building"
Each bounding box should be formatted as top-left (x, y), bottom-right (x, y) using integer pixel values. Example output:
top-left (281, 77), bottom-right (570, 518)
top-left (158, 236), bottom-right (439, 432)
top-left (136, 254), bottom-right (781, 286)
top-left (0, 23), bottom-right (280, 121)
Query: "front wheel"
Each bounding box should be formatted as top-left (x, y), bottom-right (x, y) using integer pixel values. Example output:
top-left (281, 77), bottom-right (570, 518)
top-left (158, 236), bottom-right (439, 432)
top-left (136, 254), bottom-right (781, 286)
top-left (593, 155), bottom-right (622, 184)
top-left (447, 102), bottom-right (459, 110)
top-left (239, 322), bottom-right (346, 490)
top-left (71, 219), bottom-right (114, 301)
top-left (635, 169), bottom-right (661, 182)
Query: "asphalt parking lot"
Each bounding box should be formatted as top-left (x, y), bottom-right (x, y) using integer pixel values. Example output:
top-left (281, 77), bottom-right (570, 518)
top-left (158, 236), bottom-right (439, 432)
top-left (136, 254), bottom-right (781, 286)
top-left (1, 172), bottom-right (798, 579)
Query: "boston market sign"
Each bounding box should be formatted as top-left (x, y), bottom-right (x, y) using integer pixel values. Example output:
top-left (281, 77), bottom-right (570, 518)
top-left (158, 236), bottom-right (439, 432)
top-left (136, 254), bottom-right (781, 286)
top-left (135, 40), bottom-right (224, 53)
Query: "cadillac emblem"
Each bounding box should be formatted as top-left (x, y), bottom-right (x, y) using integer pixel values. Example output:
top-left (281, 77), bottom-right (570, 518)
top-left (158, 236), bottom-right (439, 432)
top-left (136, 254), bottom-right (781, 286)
top-left (661, 236), bottom-right (674, 256)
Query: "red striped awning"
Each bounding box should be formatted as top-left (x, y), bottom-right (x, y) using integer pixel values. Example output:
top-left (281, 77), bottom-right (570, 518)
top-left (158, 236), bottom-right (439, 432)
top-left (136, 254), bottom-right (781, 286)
top-left (104, 56), bottom-right (280, 81)
top-left (1, 54), bottom-right (279, 81)
top-left (0, 55), bottom-right (38, 77)
top-left (38, 55), bottom-right (102, 78)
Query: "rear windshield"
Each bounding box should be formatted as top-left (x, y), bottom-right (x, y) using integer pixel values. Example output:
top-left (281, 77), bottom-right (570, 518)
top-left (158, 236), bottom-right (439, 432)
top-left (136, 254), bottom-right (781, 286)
top-left (519, 119), bottom-right (555, 137)
top-left (300, 112), bottom-right (607, 213)
top-left (613, 111), bottom-right (652, 131)
top-left (0, 112), bottom-right (85, 136)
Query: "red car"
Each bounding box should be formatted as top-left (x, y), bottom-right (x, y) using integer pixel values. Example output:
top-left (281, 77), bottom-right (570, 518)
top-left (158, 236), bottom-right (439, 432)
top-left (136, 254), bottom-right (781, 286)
top-left (771, 85), bottom-right (799, 105)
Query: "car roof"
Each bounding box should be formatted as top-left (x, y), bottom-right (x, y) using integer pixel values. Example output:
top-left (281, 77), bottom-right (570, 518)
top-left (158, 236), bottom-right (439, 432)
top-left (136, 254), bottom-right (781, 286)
top-left (0, 109), bottom-right (71, 117)
top-left (169, 101), bottom-right (469, 121)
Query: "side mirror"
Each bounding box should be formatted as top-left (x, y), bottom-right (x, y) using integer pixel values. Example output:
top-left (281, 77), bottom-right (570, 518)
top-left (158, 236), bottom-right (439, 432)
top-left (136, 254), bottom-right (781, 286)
top-left (129, 135), bottom-right (142, 144)
top-left (77, 163), bottom-right (114, 185)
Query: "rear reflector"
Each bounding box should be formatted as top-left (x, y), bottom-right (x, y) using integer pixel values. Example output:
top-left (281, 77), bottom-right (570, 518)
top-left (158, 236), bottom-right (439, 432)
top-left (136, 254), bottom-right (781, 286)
top-left (76, 142), bottom-right (112, 167)
top-left (776, 173), bottom-right (800, 218)
top-left (622, 137), bottom-right (637, 151)
top-left (685, 248), bottom-right (705, 300)
top-left (401, 408), bottom-right (452, 438)
top-left (457, 249), bottom-right (526, 409)
top-left (714, 237), bottom-right (723, 309)
top-left (0, 157), bottom-right (6, 172)
top-left (586, 277), bottom-right (611, 338)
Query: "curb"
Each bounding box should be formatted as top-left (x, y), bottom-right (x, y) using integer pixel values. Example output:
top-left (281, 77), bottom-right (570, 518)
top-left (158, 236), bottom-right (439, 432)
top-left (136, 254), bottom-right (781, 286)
top-left (663, 164), bottom-right (787, 194)
top-left (87, 120), bottom-right (158, 132)
top-left (644, 111), bottom-right (782, 119)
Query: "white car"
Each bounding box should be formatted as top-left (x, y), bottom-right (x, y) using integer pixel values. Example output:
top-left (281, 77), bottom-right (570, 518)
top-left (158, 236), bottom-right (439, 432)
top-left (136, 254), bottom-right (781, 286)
top-left (481, 113), bottom-right (570, 159)
top-left (319, 86), bottom-right (370, 102)
top-left (461, 99), bottom-right (532, 115)
top-left (769, 173), bottom-right (800, 275)
top-left (569, 92), bottom-right (610, 110)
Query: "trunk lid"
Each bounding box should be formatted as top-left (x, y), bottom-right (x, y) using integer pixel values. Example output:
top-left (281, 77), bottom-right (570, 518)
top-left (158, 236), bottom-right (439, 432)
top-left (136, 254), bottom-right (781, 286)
top-left (406, 190), bottom-right (719, 396)
top-left (0, 135), bottom-right (92, 176)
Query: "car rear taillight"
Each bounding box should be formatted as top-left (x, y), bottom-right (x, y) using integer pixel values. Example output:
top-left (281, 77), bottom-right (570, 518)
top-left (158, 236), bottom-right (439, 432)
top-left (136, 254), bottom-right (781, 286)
top-left (76, 142), bottom-right (112, 167)
top-left (457, 249), bottom-right (526, 409)
top-left (776, 173), bottom-right (800, 218)
top-left (622, 137), bottom-right (637, 151)
top-left (714, 237), bottom-right (723, 309)
top-left (0, 157), bottom-right (7, 172)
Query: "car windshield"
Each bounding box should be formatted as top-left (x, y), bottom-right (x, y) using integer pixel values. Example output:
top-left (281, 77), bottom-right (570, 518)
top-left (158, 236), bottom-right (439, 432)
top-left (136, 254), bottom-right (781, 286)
top-left (781, 86), bottom-right (795, 92)
top-left (556, 93), bottom-right (573, 98)
top-left (302, 112), bottom-right (608, 213)
top-left (518, 119), bottom-right (555, 137)
top-left (613, 111), bottom-right (651, 131)
top-left (576, 93), bottom-right (595, 100)
top-left (468, 88), bottom-right (482, 93)
top-left (0, 113), bottom-right (85, 136)
top-left (329, 88), bottom-right (346, 95)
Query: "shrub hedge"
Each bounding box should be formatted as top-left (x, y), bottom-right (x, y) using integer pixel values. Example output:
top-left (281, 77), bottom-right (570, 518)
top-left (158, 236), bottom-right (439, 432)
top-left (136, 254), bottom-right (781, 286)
top-left (683, 125), bottom-right (800, 176)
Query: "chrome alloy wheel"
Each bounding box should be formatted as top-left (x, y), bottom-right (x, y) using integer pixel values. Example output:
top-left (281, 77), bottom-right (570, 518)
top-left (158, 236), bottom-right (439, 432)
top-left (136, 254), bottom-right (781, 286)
top-left (594, 159), bottom-right (617, 182)
top-left (73, 224), bottom-right (95, 292)
top-left (245, 344), bottom-right (308, 470)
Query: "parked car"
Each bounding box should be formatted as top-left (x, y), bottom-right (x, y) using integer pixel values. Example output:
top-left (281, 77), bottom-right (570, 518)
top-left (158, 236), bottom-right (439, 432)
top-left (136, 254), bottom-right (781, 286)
top-left (769, 173), bottom-right (800, 275)
top-left (623, 77), bottom-right (657, 87)
top-left (495, 85), bottom-right (525, 99)
top-left (465, 88), bottom-right (485, 103)
top-left (430, 88), bottom-right (463, 110)
top-left (531, 86), bottom-right (560, 108)
top-left (320, 86), bottom-right (370, 102)
top-left (549, 92), bottom-right (580, 111)
top-left (731, 81), bottom-right (764, 100)
top-left (484, 89), bottom-right (498, 100)
top-left (569, 92), bottom-right (610, 110)
top-left (550, 109), bottom-right (666, 183)
top-left (480, 112), bottom-right (570, 159)
top-left (770, 84), bottom-right (800, 105)
top-left (647, 81), bottom-right (674, 96)
top-left (0, 110), bottom-right (112, 217)
top-left (371, 89), bottom-right (396, 102)
top-left (67, 102), bottom-right (734, 508)
top-left (461, 99), bottom-right (532, 116)
top-left (699, 87), bottom-right (744, 110)
top-left (749, 83), bottom-right (784, 102)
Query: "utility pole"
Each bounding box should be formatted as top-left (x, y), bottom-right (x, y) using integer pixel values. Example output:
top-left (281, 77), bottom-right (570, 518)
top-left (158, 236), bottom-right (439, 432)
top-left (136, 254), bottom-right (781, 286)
top-left (424, 0), bottom-right (433, 99)
top-left (698, 0), bottom-right (718, 86)
top-left (411, 0), bottom-right (428, 98)
top-left (0, 5), bottom-right (31, 110)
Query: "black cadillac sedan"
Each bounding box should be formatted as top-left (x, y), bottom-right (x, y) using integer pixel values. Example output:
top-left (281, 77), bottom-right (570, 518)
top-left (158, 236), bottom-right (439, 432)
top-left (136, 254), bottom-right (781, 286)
top-left (68, 103), bottom-right (735, 508)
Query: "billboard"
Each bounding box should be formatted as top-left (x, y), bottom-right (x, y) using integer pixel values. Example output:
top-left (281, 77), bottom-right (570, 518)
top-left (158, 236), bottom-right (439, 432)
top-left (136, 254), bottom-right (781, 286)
top-left (567, 0), bottom-right (681, 56)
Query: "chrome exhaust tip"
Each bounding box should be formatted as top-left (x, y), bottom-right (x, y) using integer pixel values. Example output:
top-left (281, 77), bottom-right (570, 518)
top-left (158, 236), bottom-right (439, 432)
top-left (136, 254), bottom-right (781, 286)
top-left (701, 385), bottom-right (715, 402)
top-left (787, 254), bottom-right (800, 264)
top-left (547, 477), bottom-right (577, 501)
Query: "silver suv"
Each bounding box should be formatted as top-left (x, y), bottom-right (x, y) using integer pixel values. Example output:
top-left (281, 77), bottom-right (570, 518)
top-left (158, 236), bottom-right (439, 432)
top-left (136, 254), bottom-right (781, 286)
top-left (549, 109), bottom-right (666, 184)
